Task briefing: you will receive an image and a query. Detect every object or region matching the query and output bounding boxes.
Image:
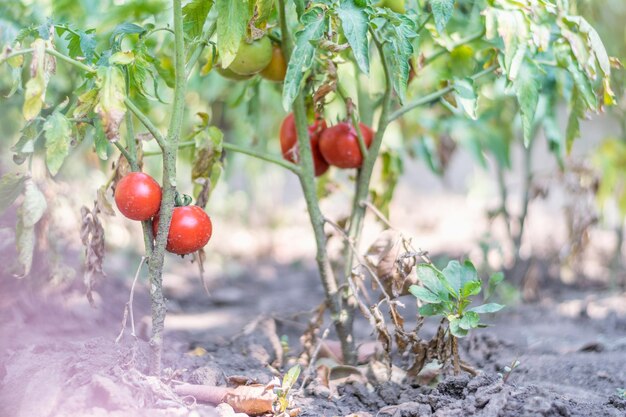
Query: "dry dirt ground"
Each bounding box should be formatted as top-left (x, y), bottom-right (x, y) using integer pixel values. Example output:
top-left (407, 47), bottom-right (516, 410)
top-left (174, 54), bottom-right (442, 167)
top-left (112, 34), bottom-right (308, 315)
top-left (1, 257), bottom-right (625, 417)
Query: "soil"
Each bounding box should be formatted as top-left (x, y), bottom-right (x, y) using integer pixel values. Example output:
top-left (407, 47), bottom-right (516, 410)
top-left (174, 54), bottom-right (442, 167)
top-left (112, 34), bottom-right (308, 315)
top-left (1, 258), bottom-right (625, 417)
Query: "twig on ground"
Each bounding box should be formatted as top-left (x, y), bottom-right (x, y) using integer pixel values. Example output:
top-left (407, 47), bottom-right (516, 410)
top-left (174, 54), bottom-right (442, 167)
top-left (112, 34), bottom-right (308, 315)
top-left (116, 256), bottom-right (147, 343)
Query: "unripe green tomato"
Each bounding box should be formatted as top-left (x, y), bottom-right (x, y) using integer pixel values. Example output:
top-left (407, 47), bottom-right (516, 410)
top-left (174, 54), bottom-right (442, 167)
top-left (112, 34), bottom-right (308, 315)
top-left (227, 36), bottom-right (273, 76)
top-left (216, 66), bottom-right (254, 80)
top-left (378, 0), bottom-right (406, 13)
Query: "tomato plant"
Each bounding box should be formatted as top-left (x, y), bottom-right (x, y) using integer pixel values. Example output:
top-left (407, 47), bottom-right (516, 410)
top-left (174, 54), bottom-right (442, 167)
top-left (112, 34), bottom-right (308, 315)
top-left (279, 113), bottom-right (329, 176)
top-left (319, 122), bottom-right (374, 169)
top-left (114, 173), bottom-right (162, 221)
top-left (0, 0), bottom-right (616, 375)
top-left (153, 206), bottom-right (213, 255)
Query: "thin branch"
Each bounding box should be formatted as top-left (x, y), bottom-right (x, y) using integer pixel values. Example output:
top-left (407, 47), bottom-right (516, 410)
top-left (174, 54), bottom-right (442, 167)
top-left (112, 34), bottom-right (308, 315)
top-left (186, 21), bottom-right (217, 79)
top-left (113, 141), bottom-right (134, 164)
top-left (388, 65), bottom-right (498, 122)
top-left (325, 218), bottom-right (394, 303)
top-left (143, 140), bottom-right (301, 174)
top-left (0, 48), bottom-right (34, 66)
top-left (45, 47), bottom-right (95, 73)
top-left (124, 98), bottom-right (168, 148)
top-left (223, 142), bottom-right (301, 175)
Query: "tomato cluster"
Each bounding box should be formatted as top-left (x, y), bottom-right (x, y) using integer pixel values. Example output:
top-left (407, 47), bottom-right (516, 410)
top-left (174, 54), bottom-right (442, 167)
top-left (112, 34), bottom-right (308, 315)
top-left (114, 172), bottom-right (212, 255)
top-left (279, 115), bottom-right (374, 174)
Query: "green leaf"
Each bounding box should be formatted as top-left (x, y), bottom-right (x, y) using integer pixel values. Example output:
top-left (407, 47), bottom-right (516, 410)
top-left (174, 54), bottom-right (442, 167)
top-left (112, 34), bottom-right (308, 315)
top-left (459, 311), bottom-right (479, 330)
top-left (216, 0), bottom-right (248, 68)
top-left (94, 66), bottom-right (127, 141)
top-left (94, 120), bottom-right (109, 160)
top-left (442, 260), bottom-right (477, 296)
top-left (449, 317), bottom-right (469, 337)
top-left (294, 0), bottom-right (306, 17)
top-left (12, 123), bottom-right (39, 165)
top-left (183, 0), bottom-right (214, 40)
top-left (430, 0), bottom-right (454, 33)
top-left (43, 112), bottom-right (72, 176)
top-left (485, 271), bottom-right (504, 300)
top-left (557, 48), bottom-right (597, 110)
top-left (566, 87), bottom-right (585, 153)
top-left (379, 14), bottom-right (416, 103)
top-left (0, 173), bottom-right (27, 215)
top-left (461, 280), bottom-right (481, 298)
top-left (409, 285), bottom-right (443, 304)
top-left (57, 26), bottom-right (97, 62)
top-left (453, 78), bottom-right (477, 120)
top-left (469, 303), bottom-right (504, 314)
top-left (282, 7), bottom-right (327, 110)
top-left (419, 303), bottom-right (445, 317)
top-left (255, 0), bottom-right (274, 25)
top-left (543, 92), bottom-right (564, 165)
top-left (337, 0), bottom-right (370, 74)
top-left (415, 264), bottom-right (447, 299)
top-left (514, 63), bottom-right (540, 147)
top-left (282, 365), bottom-right (301, 393)
top-left (110, 23), bottom-right (146, 44)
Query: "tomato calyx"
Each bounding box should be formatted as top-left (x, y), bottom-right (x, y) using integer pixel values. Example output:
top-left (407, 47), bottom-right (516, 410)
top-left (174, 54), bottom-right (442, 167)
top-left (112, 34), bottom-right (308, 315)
top-left (174, 192), bottom-right (193, 207)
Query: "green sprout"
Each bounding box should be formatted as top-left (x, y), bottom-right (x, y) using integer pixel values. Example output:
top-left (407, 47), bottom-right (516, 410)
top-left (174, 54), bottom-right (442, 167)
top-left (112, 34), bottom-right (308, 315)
top-left (409, 260), bottom-right (504, 338)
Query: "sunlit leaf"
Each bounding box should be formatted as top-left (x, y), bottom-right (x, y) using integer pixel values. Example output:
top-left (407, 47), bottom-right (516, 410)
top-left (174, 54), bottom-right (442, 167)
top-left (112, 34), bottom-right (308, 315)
top-left (282, 6), bottom-right (327, 110)
top-left (469, 303), bottom-right (504, 314)
top-left (43, 111), bottom-right (72, 176)
top-left (337, 0), bottom-right (370, 74)
top-left (514, 62), bottom-right (540, 147)
top-left (216, 0), bottom-right (248, 68)
top-left (183, 0), bottom-right (214, 39)
top-left (409, 285), bottom-right (442, 303)
top-left (430, 0), bottom-right (455, 33)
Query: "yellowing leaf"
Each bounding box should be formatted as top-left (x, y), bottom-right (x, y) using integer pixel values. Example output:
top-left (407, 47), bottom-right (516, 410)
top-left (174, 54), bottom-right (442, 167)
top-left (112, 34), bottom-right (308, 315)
top-left (23, 39), bottom-right (55, 120)
top-left (94, 66), bottom-right (127, 142)
top-left (109, 51), bottom-right (135, 65)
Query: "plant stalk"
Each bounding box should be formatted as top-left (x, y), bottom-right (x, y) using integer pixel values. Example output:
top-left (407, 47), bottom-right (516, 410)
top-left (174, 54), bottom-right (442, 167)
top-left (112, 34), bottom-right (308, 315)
top-left (277, 0), bottom-right (355, 364)
top-left (147, 0), bottom-right (186, 375)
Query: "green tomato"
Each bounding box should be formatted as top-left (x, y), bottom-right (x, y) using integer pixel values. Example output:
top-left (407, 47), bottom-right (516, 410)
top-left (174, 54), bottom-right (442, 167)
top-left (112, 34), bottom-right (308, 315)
top-left (378, 0), bottom-right (405, 13)
top-left (216, 66), bottom-right (254, 80)
top-left (227, 37), bottom-right (273, 76)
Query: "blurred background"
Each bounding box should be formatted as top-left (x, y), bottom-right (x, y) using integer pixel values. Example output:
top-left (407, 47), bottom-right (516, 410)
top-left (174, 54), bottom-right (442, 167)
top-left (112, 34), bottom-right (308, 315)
top-left (0, 0), bottom-right (625, 314)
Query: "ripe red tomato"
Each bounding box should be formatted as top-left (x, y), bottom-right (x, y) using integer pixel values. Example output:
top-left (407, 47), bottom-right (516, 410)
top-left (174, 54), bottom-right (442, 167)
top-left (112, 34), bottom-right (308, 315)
top-left (152, 206), bottom-right (213, 255)
top-left (114, 172), bottom-right (162, 221)
top-left (319, 122), bottom-right (374, 169)
top-left (279, 113), bottom-right (329, 176)
top-left (260, 45), bottom-right (287, 82)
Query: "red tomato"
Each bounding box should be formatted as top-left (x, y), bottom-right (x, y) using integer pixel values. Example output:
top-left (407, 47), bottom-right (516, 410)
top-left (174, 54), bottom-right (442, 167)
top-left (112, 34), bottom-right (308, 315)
top-left (153, 206), bottom-right (213, 255)
top-left (279, 113), bottom-right (329, 176)
top-left (114, 172), bottom-right (162, 221)
top-left (318, 122), bottom-right (374, 169)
